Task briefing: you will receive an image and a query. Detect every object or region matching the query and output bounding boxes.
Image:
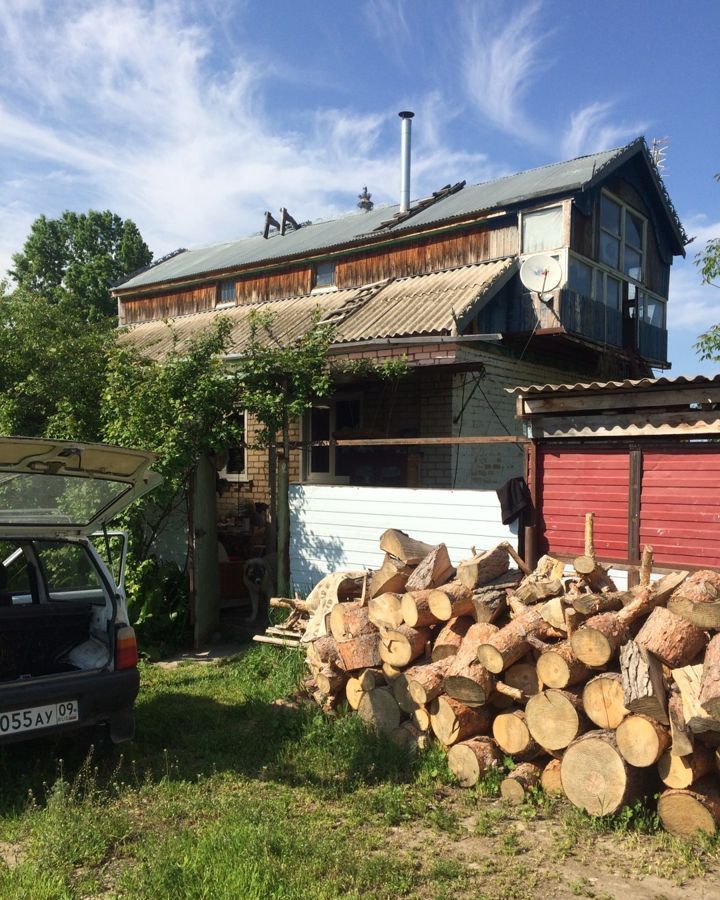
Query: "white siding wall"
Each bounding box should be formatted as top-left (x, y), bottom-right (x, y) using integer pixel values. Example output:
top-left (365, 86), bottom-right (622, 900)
top-left (290, 485), bottom-right (518, 594)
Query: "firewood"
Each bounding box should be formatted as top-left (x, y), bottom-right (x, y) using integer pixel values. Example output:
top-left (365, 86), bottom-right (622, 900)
top-left (369, 554), bottom-right (413, 597)
top-left (615, 714), bottom-right (670, 767)
top-left (492, 709), bottom-right (541, 761)
top-left (498, 541), bottom-right (532, 576)
top-left (540, 758), bottom-right (564, 794)
top-left (477, 602), bottom-right (558, 674)
top-left (447, 736), bottom-right (501, 787)
top-left (306, 635), bottom-right (342, 669)
top-left (427, 581), bottom-right (473, 621)
top-left (699, 634), bottom-right (720, 720)
top-left (390, 721), bottom-right (429, 754)
top-left (405, 658), bottom-right (452, 706)
top-left (329, 602), bottom-right (375, 642)
top-left (672, 664), bottom-right (720, 734)
top-left (635, 607), bottom-right (707, 668)
top-left (470, 572), bottom-right (522, 623)
top-left (582, 673), bottom-right (629, 729)
top-left (536, 641), bottom-right (590, 690)
top-left (357, 687), bottom-right (401, 734)
top-left (572, 556), bottom-right (618, 593)
top-left (444, 622), bottom-right (499, 706)
top-left (429, 695), bottom-right (493, 746)
top-left (561, 730), bottom-right (645, 816)
top-left (500, 761), bottom-right (543, 804)
top-left (382, 661), bottom-right (403, 682)
top-left (405, 544), bottom-right (454, 591)
top-left (456, 545), bottom-right (509, 591)
top-left (658, 779), bottom-right (720, 838)
top-left (667, 570), bottom-right (720, 629)
top-left (391, 672), bottom-right (418, 714)
top-left (345, 677), bottom-right (364, 710)
top-left (504, 661), bottom-right (542, 696)
top-left (412, 706), bottom-right (430, 732)
top-left (316, 665), bottom-right (348, 696)
top-left (514, 578), bottom-right (564, 605)
top-left (540, 596), bottom-right (567, 632)
top-left (357, 668), bottom-right (385, 691)
top-left (571, 592), bottom-right (627, 616)
top-left (336, 632), bottom-right (382, 670)
top-left (431, 616), bottom-right (473, 662)
top-left (658, 744), bottom-right (715, 789)
top-left (270, 596), bottom-right (311, 613)
top-left (668, 688), bottom-right (694, 757)
top-left (619, 640), bottom-right (669, 724)
top-left (525, 689), bottom-right (588, 752)
top-left (400, 590), bottom-right (443, 628)
top-left (379, 529), bottom-right (435, 565)
top-left (379, 625), bottom-right (432, 668)
top-left (368, 592), bottom-right (404, 629)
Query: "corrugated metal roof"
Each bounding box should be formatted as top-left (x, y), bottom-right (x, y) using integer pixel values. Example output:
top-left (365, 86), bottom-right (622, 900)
top-left (510, 374), bottom-right (720, 395)
top-left (120, 259), bottom-right (513, 360)
top-left (116, 142), bottom-right (645, 292)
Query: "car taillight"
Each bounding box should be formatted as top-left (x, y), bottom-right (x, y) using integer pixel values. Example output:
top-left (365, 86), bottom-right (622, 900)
top-left (115, 625), bottom-right (138, 670)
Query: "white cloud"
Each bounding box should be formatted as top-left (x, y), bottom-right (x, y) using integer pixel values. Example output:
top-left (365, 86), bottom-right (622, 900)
top-left (561, 101), bottom-right (649, 158)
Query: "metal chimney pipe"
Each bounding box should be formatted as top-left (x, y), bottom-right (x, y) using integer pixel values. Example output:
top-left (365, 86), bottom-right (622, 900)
top-left (398, 111), bottom-right (414, 213)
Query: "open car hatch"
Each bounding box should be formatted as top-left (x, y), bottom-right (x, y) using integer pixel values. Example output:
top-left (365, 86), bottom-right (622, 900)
top-left (0, 437), bottom-right (161, 537)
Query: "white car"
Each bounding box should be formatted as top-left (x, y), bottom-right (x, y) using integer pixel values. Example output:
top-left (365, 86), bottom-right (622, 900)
top-left (0, 436), bottom-right (160, 744)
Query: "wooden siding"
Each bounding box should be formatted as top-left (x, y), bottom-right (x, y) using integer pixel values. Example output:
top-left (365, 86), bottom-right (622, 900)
top-left (232, 267), bottom-right (312, 307)
top-left (538, 448), bottom-right (630, 559)
top-left (289, 484), bottom-right (516, 592)
top-left (120, 284), bottom-right (217, 325)
top-left (335, 223), bottom-right (518, 289)
top-left (639, 449), bottom-right (720, 568)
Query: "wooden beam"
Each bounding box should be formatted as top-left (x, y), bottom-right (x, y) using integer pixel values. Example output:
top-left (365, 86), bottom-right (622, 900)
top-left (306, 435), bottom-right (529, 447)
top-left (518, 387), bottom-right (720, 418)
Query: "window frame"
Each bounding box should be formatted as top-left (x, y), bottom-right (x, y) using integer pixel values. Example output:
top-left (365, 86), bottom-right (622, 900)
top-left (216, 278), bottom-right (237, 309)
top-left (598, 190), bottom-right (646, 284)
top-left (219, 410), bottom-right (249, 483)
top-left (313, 260), bottom-right (337, 291)
top-left (302, 394), bottom-right (362, 484)
top-left (519, 203), bottom-right (565, 255)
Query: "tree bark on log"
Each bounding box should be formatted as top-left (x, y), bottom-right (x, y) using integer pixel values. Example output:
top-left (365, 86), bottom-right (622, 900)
top-left (336, 632), bottom-right (382, 670)
top-left (379, 625), bottom-right (432, 668)
top-left (405, 658), bottom-right (451, 706)
top-left (316, 665), bottom-right (348, 696)
top-left (443, 622), bottom-right (499, 706)
top-left (667, 569), bottom-right (720, 629)
top-left (668, 688), bottom-right (694, 757)
top-left (582, 672), bottom-right (629, 729)
top-left (379, 529), bottom-right (435, 565)
top-left (369, 554), bottom-right (413, 598)
top-left (658, 778), bottom-right (720, 838)
top-left (672, 664), bottom-right (720, 734)
top-left (572, 592), bottom-right (628, 616)
top-left (431, 616), bottom-right (473, 662)
top-left (541, 758), bottom-right (564, 794)
top-left (456, 545), bottom-right (510, 591)
top-left (306, 635), bottom-right (342, 669)
top-left (429, 695), bottom-right (493, 746)
top-left (405, 543), bottom-right (455, 591)
top-left (699, 634), bottom-right (720, 720)
top-left (471, 587), bottom-right (508, 624)
top-left (615, 714), bottom-right (671, 767)
top-left (536, 641), bottom-right (590, 690)
top-left (390, 721), bottom-right (429, 754)
top-left (367, 592), bottom-right (404, 629)
top-left (573, 555), bottom-right (618, 593)
top-left (401, 590), bottom-right (443, 628)
top-left (525, 689), bottom-right (588, 752)
top-left (477, 603), bottom-right (558, 674)
top-left (561, 730), bottom-right (645, 816)
top-left (514, 578), bottom-right (564, 605)
top-left (500, 761), bottom-right (543, 804)
top-left (635, 607), bottom-right (707, 668)
top-left (329, 602), bottom-right (375, 642)
top-left (357, 687), bottom-right (401, 734)
top-left (620, 639), bottom-right (669, 724)
top-left (492, 709), bottom-right (541, 761)
top-left (428, 581), bottom-right (473, 621)
top-left (447, 736), bottom-right (501, 787)
top-left (658, 743), bottom-right (715, 789)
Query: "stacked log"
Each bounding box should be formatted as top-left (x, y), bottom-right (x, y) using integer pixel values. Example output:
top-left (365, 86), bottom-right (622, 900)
top-left (301, 522), bottom-right (720, 839)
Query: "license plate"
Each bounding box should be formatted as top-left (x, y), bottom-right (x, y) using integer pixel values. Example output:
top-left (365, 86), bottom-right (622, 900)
top-left (0, 701), bottom-right (79, 736)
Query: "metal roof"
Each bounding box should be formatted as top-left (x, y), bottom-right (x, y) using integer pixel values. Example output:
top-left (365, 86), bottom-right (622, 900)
top-left (510, 374), bottom-right (720, 396)
top-left (117, 139), bottom-right (678, 293)
top-left (119, 259), bottom-right (514, 360)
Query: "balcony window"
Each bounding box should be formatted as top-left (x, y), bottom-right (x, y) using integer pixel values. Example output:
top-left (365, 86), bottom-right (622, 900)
top-left (640, 293), bottom-right (666, 329)
top-left (599, 193), bottom-right (645, 282)
top-left (569, 257), bottom-right (593, 298)
top-left (521, 206), bottom-right (562, 253)
top-left (605, 275), bottom-right (621, 311)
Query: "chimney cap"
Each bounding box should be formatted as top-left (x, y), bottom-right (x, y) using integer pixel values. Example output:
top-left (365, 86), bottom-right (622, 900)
top-left (398, 110), bottom-right (415, 119)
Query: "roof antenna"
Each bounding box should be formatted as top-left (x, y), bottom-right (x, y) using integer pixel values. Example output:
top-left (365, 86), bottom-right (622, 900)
top-left (651, 137), bottom-right (669, 175)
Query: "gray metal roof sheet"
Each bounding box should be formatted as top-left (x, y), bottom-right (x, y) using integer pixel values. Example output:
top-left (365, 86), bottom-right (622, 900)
top-left (510, 374), bottom-right (720, 395)
top-left (119, 259), bottom-right (513, 360)
top-left (116, 142), bottom-right (643, 292)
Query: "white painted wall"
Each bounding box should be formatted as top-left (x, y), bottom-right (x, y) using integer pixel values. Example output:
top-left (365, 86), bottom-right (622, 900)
top-left (289, 484), bottom-right (518, 594)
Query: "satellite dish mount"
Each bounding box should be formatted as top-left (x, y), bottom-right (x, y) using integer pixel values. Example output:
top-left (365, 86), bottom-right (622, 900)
top-left (519, 254), bottom-right (562, 302)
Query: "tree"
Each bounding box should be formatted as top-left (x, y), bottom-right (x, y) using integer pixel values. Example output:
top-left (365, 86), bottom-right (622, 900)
top-left (9, 210), bottom-right (152, 319)
top-left (695, 173), bottom-right (720, 361)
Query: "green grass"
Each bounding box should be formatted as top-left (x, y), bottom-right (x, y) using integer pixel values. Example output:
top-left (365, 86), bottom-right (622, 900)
top-left (0, 644), bottom-right (717, 898)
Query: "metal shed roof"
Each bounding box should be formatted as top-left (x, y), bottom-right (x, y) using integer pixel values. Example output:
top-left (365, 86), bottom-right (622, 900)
top-left (510, 374), bottom-right (720, 396)
top-left (119, 259), bottom-right (514, 360)
top-left (116, 138), bottom-right (679, 293)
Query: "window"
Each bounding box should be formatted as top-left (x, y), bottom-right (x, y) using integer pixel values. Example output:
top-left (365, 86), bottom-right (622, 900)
top-left (220, 411), bottom-right (248, 481)
top-left (304, 396), bottom-right (361, 482)
top-left (36, 541), bottom-right (106, 604)
top-left (217, 279), bottom-right (236, 307)
top-left (315, 261), bottom-right (336, 288)
top-left (640, 293), bottom-right (666, 329)
top-left (568, 257), bottom-right (593, 298)
top-left (599, 193), bottom-right (645, 281)
top-left (521, 206), bottom-right (563, 253)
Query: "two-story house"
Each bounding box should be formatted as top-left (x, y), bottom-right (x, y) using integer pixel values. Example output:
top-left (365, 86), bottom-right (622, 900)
top-left (113, 135), bottom-right (687, 611)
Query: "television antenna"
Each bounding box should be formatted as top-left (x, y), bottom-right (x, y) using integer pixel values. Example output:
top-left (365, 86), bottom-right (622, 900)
top-left (519, 253), bottom-right (562, 302)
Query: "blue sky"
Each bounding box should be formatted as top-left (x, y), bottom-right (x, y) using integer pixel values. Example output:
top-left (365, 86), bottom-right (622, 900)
top-left (1, 0), bottom-right (719, 375)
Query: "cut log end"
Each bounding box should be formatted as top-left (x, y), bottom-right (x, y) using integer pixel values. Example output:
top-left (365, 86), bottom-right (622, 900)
top-left (561, 731), bottom-right (635, 817)
top-left (658, 780), bottom-right (720, 838)
top-left (615, 714), bottom-right (670, 767)
top-left (447, 737), bottom-right (500, 787)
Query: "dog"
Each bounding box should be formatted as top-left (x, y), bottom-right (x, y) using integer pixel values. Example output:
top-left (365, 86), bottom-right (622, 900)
top-left (242, 553), bottom-right (276, 622)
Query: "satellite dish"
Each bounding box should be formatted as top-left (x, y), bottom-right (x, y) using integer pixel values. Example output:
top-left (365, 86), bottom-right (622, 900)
top-left (519, 254), bottom-right (563, 299)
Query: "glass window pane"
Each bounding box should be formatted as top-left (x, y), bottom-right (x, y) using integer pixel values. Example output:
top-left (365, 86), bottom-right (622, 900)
top-left (624, 246), bottom-right (642, 280)
top-left (521, 206), bottom-right (563, 253)
top-left (599, 232), bottom-right (620, 268)
top-left (226, 448), bottom-right (245, 476)
top-left (569, 258), bottom-right (593, 297)
top-left (606, 276), bottom-right (621, 310)
top-left (600, 195), bottom-right (621, 235)
top-left (218, 280), bottom-right (236, 303)
top-left (310, 407), bottom-right (330, 473)
top-left (37, 542), bottom-right (104, 600)
top-left (644, 297), bottom-right (665, 327)
top-left (316, 261), bottom-right (335, 287)
top-left (335, 399), bottom-right (360, 433)
top-left (625, 212), bottom-right (643, 249)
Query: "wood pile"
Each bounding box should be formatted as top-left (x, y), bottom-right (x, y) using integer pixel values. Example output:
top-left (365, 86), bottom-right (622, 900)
top-left (301, 518), bottom-right (720, 840)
